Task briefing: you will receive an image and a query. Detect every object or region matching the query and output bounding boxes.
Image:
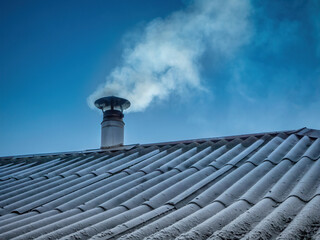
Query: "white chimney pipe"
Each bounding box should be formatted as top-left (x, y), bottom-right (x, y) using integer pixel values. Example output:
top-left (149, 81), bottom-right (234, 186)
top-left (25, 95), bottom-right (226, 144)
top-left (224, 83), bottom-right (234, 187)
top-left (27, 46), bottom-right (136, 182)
top-left (95, 96), bottom-right (130, 148)
top-left (101, 119), bottom-right (124, 147)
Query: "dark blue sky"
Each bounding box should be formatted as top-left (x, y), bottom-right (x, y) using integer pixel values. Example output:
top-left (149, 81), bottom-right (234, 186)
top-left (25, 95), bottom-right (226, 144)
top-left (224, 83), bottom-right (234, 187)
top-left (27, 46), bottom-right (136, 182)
top-left (1, 0), bottom-right (319, 156)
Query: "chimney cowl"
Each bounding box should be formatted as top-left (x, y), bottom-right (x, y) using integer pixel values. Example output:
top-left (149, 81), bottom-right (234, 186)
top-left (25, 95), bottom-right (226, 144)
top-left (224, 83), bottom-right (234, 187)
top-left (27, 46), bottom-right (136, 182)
top-left (95, 96), bottom-right (130, 148)
top-left (95, 96), bottom-right (130, 112)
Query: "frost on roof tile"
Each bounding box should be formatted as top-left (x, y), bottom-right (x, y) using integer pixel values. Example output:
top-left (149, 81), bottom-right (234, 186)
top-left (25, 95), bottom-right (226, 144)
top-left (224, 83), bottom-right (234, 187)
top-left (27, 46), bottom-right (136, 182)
top-left (1, 129), bottom-right (320, 239)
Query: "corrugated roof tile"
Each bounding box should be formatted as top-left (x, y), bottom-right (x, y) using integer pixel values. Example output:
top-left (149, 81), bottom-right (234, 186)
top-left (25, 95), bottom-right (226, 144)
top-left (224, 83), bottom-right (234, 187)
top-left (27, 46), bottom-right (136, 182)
top-left (176, 200), bottom-right (252, 240)
top-left (243, 196), bottom-right (305, 239)
top-left (277, 195), bottom-right (320, 239)
top-left (240, 160), bottom-right (293, 204)
top-left (265, 134), bottom-right (299, 164)
top-left (264, 157), bottom-right (314, 203)
top-left (208, 198), bottom-right (277, 240)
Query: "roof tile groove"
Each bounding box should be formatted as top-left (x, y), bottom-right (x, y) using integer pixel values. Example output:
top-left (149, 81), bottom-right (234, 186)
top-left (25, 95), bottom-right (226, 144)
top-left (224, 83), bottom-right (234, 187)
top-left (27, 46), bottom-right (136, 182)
top-left (1, 128), bottom-right (320, 239)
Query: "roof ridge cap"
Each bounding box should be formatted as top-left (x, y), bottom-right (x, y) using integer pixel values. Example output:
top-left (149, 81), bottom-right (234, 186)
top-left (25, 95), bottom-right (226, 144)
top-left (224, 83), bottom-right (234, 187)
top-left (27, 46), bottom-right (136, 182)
top-left (140, 129), bottom-right (298, 147)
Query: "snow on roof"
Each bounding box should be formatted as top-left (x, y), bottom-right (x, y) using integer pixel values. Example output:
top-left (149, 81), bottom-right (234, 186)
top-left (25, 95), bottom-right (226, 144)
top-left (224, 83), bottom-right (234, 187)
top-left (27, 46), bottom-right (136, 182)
top-left (0, 127), bottom-right (320, 239)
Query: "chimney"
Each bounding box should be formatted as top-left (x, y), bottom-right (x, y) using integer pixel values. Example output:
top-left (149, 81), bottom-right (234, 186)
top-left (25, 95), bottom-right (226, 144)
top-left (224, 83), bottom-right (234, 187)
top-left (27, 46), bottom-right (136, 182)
top-left (95, 96), bottom-right (131, 148)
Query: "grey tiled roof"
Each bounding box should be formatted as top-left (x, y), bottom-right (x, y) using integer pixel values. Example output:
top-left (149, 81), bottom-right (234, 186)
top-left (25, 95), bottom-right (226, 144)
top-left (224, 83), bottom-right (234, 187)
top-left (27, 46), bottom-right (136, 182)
top-left (1, 127), bottom-right (320, 239)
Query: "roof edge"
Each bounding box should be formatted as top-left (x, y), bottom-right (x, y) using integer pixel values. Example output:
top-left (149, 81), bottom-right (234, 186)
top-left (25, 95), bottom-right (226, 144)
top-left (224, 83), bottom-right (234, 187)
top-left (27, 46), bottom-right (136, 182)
top-left (0, 145), bottom-right (138, 160)
top-left (2, 127), bottom-right (318, 160)
top-left (140, 128), bottom-right (299, 147)
top-left (294, 127), bottom-right (320, 138)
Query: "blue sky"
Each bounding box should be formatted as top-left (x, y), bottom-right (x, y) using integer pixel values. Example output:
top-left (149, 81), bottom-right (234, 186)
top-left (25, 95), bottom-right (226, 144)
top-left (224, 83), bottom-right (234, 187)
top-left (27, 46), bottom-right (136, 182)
top-left (0, 0), bottom-right (319, 156)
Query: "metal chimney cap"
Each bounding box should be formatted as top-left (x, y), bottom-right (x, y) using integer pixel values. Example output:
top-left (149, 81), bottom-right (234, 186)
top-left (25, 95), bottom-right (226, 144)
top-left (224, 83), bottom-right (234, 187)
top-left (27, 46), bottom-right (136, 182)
top-left (94, 96), bottom-right (131, 112)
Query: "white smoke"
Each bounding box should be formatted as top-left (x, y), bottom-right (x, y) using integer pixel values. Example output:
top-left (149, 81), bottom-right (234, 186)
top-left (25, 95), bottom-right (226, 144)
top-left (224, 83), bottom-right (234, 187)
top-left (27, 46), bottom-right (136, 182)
top-left (88, 0), bottom-right (252, 112)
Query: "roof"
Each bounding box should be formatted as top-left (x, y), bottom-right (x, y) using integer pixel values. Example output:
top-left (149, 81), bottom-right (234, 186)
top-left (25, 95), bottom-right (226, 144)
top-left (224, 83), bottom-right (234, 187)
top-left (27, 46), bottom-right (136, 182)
top-left (1, 127), bottom-right (320, 239)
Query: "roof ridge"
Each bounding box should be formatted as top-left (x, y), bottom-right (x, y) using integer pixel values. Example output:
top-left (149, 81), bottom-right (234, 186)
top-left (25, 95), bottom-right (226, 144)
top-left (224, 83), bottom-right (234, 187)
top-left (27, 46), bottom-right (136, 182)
top-left (294, 127), bottom-right (320, 139)
top-left (2, 127), bottom-right (317, 159)
top-left (140, 129), bottom-right (296, 147)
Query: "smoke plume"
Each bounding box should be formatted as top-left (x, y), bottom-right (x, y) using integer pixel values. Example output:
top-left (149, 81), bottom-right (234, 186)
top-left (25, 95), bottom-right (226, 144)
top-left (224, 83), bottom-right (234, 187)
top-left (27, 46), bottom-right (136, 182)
top-left (88, 0), bottom-right (252, 112)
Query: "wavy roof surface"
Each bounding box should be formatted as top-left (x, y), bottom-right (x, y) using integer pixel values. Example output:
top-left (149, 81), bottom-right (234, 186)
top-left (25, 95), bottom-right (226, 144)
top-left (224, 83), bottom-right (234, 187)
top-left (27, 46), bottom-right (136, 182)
top-left (1, 127), bottom-right (320, 239)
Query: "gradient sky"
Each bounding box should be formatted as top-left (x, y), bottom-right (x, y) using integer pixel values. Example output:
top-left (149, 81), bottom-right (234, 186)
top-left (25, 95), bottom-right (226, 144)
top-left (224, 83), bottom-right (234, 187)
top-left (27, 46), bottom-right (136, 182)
top-left (1, 0), bottom-right (319, 156)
